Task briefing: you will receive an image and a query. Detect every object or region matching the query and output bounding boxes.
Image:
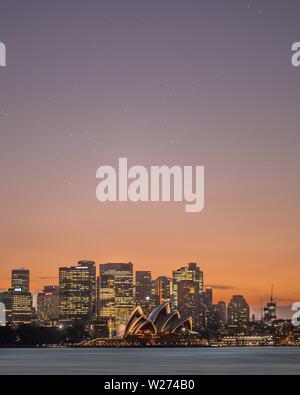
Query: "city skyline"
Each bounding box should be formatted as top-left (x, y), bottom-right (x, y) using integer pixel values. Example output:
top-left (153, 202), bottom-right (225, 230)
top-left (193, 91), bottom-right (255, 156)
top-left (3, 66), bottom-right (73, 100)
top-left (0, 260), bottom-right (295, 319)
top-left (1, 260), bottom-right (299, 349)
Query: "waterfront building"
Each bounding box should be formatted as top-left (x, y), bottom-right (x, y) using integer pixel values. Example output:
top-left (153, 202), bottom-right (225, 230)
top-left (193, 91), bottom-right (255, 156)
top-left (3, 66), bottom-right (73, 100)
top-left (124, 302), bottom-right (193, 338)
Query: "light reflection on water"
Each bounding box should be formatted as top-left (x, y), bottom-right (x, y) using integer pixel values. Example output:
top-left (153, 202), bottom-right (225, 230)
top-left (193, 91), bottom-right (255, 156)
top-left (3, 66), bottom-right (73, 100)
top-left (0, 347), bottom-right (299, 375)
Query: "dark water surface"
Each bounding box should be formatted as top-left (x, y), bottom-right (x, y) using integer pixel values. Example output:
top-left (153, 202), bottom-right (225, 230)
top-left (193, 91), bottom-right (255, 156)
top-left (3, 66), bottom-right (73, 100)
top-left (0, 347), bottom-right (299, 375)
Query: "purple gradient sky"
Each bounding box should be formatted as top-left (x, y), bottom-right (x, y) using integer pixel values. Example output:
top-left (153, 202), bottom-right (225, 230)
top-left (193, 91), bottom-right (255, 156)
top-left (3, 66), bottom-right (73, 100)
top-left (0, 1), bottom-right (300, 314)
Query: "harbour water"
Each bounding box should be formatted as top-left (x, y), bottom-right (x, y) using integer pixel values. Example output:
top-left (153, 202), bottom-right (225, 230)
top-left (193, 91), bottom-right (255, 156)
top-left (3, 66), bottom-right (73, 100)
top-left (0, 347), bottom-right (299, 375)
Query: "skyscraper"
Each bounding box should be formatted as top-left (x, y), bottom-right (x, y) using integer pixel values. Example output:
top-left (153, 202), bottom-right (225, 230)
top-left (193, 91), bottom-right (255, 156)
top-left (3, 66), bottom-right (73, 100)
top-left (172, 262), bottom-right (203, 308)
top-left (177, 280), bottom-right (198, 321)
top-left (152, 276), bottom-right (172, 305)
top-left (215, 301), bottom-right (227, 327)
top-left (10, 269), bottom-right (33, 325)
top-left (78, 261), bottom-right (97, 317)
top-left (135, 271), bottom-right (153, 316)
top-left (98, 263), bottom-right (134, 335)
top-left (37, 286), bottom-right (59, 326)
top-left (199, 287), bottom-right (214, 330)
top-left (227, 295), bottom-right (250, 327)
top-left (202, 288), bottom-right (213, 307)
top-left (210, 301), bottom-right (227, 329)
top-left (12, 269), bottom-right (30, 292)
top-left (11, 289), bottom-right (33, 325)
top-left (59, 261), bottom-right (96, 324)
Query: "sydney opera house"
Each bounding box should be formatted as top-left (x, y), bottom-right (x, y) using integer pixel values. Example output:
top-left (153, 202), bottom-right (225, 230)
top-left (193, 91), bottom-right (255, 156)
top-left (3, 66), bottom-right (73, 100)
top-left (124, 302), bottom-right (193, 339)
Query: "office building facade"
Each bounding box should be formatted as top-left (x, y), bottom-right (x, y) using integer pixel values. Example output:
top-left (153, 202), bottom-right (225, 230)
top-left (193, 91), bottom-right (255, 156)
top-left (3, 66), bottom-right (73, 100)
top-left (59, 261), bottom-right (96, 324)
top-left (37, 286), bottom-right (60, 326)
top-left (227, 295), bottom-right (250, 327)
top-left (98, 263), bottom-right (134, 335)
top-left (172, 262), bottom-right (203, 308)
top-left (135, 271), bottom-right (153, 316)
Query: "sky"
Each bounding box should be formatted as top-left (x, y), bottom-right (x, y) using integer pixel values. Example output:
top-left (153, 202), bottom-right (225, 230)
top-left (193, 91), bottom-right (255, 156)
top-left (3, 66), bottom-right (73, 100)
top-left (0, 0), bottom-right (300, 316)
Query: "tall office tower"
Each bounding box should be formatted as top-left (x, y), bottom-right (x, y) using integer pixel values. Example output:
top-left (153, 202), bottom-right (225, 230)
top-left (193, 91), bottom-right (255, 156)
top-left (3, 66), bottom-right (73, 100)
top-left (208, 301), bottom-right (227, 329)
top-left (37, 286), bottom-right (60, 326)
top-left (98, 263), bottom-right (134, 335)
top-left (203, 288), bottom-right (213, 307)
top-left (227, 295), bottom-right (250, 327)
top-left (214, 301), bottom-right (227, 327)
top-left (197, 302), bottom-right (209, 329)
top-left (11, 289), bottom-right (33, 325)
top-left (59, 261), bottom-right (96, 324)
top-left (264, 286), bottom-right (277, 323)
top-left (10, 268), bottom-right (33, 325)
top-left (152, 276), bottom-right (172, 306)
top-left (172, 262), bottom-right (203, 308)
top-left (200, 288), bottom-right (215, 329)
top-left (78, 261), bottom-right (97, 316)
top-left (177, 280), bottom-right (198, 321)
top-left (135, 271), bottom-right (153, 316)
top-left (12, 269), bottom-right (30, 292)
